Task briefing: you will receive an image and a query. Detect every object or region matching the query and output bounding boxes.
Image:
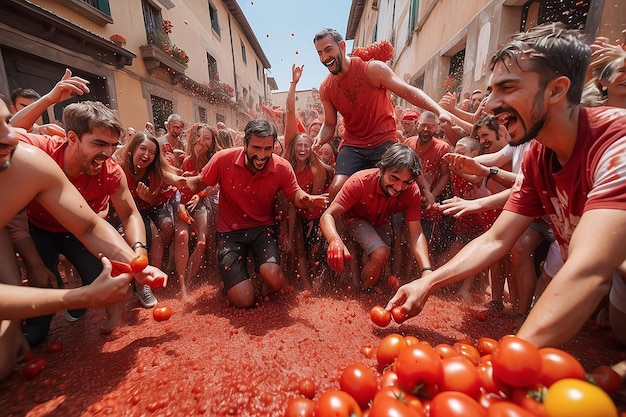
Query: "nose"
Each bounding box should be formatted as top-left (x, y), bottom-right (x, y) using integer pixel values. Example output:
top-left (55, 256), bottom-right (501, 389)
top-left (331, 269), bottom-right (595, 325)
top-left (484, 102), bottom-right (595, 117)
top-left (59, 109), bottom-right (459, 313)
top-left (484, 93), bottom-right (498, 115)
top-left (0, 128), bottom-right (17, 148)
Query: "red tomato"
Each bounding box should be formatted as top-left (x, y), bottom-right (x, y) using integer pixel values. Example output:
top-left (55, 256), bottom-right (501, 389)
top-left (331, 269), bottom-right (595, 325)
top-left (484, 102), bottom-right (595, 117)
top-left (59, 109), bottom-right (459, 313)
top-left (511, 387), bottom-right (547, 417)
top-left (391, 306), bottom-right (408, 324)
top-left (297, 377), bottom-right (316, 399)
top-left (477, 361), bottom-right (512, 397)
top-left (370, 305), bottom-right (391, 327)
top-left (109, 259), bottom-right (132, 276)
top-left (376, 333), bottom-right (408, 368)
top-left (339, 363), bottom-right (378, 409)
top-left (537, 347), bottom-right (585, 387)
top-left (314, 389), bottom-right (362, 417)
top-left (22, 357), bottom-right (47, 379)
top-left (453, 342), bottom-right (481, 366)
top-left (439, 356), bottom-right (481, 398)
top-left (44, 341), bottom-right (63, 353)
top-left (404, 335), bottom-right (419, 346)
top-left (435, 343), bottom-right (458, 359)
top-left (22, 352), bottom-right (37, 363)
top-left (477, 337), bottom-right (499, 356)
top-left (591, 365), bottom-right (624, 395)
top-left (360, 345), bottom-right (375, 359)
top-left (130, 254), bottom-right (149, 274)
top-left (152, 305), bottom-right (172, 322)
top-left (380, 369), bottom-right (399, 389)
top-left (369, 391), bottom-right (425, 417)
top-left (285, 397), bottom-right (315, 417)
top-left (429, 391), bottom-right (487, 417)
top-left (487, 402), bottom-right (537, 417)
top-left (395, 343), bottom-right (443, 392)
top-left (491, 335), bottom-right (542, 388)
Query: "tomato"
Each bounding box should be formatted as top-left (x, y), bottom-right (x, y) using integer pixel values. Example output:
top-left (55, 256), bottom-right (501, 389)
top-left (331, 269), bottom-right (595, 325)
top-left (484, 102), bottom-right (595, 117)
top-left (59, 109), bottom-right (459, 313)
top-left (152, 305), bottom-right (172, 322)
top-left (591, 365), bottom-right (624, 395)
top-left (130, 254), bottom-right (149, 274)
top-left (391, 306), bottom-right (408, 324)
top-left (453, 342), bottom-right (481, 366)
top-left (314, 389), bottom-right (362, 417)
top-left (435, 343), bottom-right (458, 360)
top-left (380, 369), bottom-right (399, 389)
top-left (537, 347), bottom-right (585, 387)
top-left (22, 352), bottom-right (37, 363)
top-left (370, 305), bottom-right (391, 327)
top-left (339, 363), bottom-right (378, 409)
top-left (487, 402), bottom-right (536, 417)
top-left (439, 356), bottom-right (481, 398)
top-left (376, 334), bottom-right (408, 368)
top-left (44, 341), bottom-right (63, 353)
top-left (511, 387), bottom-right (547, 417)
top-left (298, 377), bottom-right (316, 399)
top-left (360, 345), bottom-right (375, 359)
top-left (22, 357), bottom-right (47, 379)
top-left (543, 378), bottom-right (618, 417)
top-left (491, 335), bottom-right (542, 388)
top-left (369, 392), bottom-right (425, 417)
top-left (285, 397), bottom-right (315, 417)
top-left (109, 259), bottom-right (132, 276)
top-left (477, 337), bottom-right (499, 356)
top-left (395, 343), bottom-right (443, 392)
top-left (429, 391), bottom-right (487, 417)
top-left (404, 335), bottom-right (419, 346)
top-left (477, 361), bottom-right (512, 397)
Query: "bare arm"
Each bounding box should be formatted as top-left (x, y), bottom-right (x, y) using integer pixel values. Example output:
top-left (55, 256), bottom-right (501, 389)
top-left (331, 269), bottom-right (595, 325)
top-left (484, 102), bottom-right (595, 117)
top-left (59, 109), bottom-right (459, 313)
top-left (110, 175), bottom-right (148, 256)
top-left (386, 210), bottom-right (533, 315)
top-left (319, 201), bottom-right (351, 272)
top-left (406, 220), bottom-right (431, 271)
top-left (312, 86), bottom-right (338, 151)
top-left (10, 69), bottom-right (89, 130)
top-left (518, 208), bottom-right (626, 347)
top-left (284, 64), bottom-right (303, 152)
top-left (438, 188), bottom-right (512, 217)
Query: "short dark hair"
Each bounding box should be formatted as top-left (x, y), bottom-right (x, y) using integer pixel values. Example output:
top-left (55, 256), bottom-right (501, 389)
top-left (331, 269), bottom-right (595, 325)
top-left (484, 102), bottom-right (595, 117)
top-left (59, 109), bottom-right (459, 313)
top-left (490, 22), bottom-right (590, 105)
top-left (472, 113), bottom-right (501, 140)
top-left (377, 143), bottom-right (421, 179)
top-left (244, 119), bottom-right (277, 145)
top-left (10, 88), bottom-right (40, 103)
top-left (314, 28), bottom-right (343, 45)
top-left (62, 101), bottom-right (123, 140)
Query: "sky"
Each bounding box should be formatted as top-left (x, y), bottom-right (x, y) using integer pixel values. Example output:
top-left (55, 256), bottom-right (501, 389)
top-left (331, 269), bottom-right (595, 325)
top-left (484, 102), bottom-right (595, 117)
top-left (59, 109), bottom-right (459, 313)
top-left (238, 0), bottom-right (354, 92)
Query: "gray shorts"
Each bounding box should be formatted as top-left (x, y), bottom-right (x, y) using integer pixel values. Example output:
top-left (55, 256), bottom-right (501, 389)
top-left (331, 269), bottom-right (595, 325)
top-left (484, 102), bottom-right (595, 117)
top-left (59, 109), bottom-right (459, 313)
top-left (345, 219), bottom-right (392, 255)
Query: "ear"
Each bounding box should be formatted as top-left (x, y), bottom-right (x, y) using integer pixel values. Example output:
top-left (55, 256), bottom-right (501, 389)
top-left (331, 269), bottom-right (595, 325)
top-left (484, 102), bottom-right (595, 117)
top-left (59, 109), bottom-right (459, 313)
top-left (546, 76), bottom-right (571, 103)
top-left (66, 130), bottom-right (78, 143)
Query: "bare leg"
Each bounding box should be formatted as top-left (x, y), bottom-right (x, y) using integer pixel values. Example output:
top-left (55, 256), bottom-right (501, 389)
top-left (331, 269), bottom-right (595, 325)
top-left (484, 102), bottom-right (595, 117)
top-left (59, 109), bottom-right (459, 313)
top-left (361, 246), bottom-right (390, 290)
top-left (328, 174), bottom-right (349, 202)
top-left (174, 218), bottom-right (189, 299)
top-left (227, 279), bottom-right (256, 309)
top-left (510, 228), bottom-right (544, 315)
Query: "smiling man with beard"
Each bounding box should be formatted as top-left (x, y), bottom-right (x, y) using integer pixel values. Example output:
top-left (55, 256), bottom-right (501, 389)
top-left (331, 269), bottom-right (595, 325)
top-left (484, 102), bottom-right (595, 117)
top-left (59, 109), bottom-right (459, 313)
top-left (387, 23), bottom-right (626, 349)
top-left (9, 72), bottom-right (159, 345)
top-left (311, 28), bottom-right (461, 202)
top-left (320, 143), bottom-right (432, 290)
top-left (180, 119), bottom-right (328, 308)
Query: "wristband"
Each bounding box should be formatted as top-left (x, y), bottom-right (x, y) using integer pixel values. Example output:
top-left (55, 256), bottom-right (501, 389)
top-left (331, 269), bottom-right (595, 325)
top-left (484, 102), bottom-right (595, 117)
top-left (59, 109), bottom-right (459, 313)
top-left (131, 242), bottom-right (147, 250)
top-left (420, 267), bottom-right (433, 273)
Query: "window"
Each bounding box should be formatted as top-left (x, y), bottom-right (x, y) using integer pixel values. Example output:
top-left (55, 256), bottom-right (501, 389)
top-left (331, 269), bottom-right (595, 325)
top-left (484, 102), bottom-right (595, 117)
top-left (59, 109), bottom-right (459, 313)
top-left (521, 0), bottom-right (590, 31)
top-left (142, 0), bottom-right (162, 38)
top-left (256, 61), bottom-right (260, 80)
top-left (151, 95), bottom-right (173, 131)
top-left (58, 0), bottom-right (112, 25)
top-left (79, 0), bottom-right (110, 15)
top-left (240, 41), bottom-right (247, 64)
top-left (448, 49), bottom-right (465, 95)
top-left (409, 0), bottom-right (420, 30)
top-left (207, 53), bottom-right (219, 81)
top-left (198, 106), bottom-right (208, 123)
top-left (209, 2), bottom-right (220, 35)
top-left (216, 113), bottom-right (226, 125)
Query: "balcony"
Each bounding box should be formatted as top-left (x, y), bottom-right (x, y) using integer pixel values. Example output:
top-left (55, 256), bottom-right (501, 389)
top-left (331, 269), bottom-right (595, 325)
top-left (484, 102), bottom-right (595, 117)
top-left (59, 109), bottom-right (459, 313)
top-left (139, 44), bottom-right (186, 82)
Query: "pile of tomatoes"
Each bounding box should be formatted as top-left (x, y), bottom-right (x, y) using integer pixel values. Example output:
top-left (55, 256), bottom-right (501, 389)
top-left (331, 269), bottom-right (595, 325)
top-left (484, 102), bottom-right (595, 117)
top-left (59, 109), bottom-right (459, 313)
top-left (284, 333), bottom-right (623, 417)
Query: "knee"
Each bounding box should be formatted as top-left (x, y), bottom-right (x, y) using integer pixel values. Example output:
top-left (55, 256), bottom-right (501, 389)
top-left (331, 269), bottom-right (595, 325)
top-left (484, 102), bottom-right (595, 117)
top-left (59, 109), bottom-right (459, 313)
top-left (227, 281), bottom-right (255, 309)
top-left (259, 263), bottom-right (286, 290)
top-left (370, 246), bottom-right (390, 265)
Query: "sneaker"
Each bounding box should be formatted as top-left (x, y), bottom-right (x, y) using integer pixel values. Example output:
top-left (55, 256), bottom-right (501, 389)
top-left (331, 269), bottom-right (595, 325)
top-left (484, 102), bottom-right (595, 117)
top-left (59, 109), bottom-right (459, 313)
top-left (64, 310), bottom-right (82, 322)
top-left (134, 284), bottom-right (158, 308)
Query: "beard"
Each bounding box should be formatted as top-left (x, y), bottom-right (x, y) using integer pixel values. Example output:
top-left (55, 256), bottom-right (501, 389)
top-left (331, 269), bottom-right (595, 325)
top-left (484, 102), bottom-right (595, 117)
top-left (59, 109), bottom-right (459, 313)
top-left (246, 152), bottom-right (270, 172)
top-left (506, 91), bottom-right (546, 147)
top-left (328, 54), bottom-right (344, 75)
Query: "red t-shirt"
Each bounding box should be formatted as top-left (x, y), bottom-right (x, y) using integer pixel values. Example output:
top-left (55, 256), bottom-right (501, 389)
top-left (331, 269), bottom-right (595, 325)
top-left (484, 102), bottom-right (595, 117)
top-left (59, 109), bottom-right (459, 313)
top-left (335, 168), bottom-right (422, 226)
top-left (504, 107), bottom-right (626, 259)
top-left (320, 57), bottom-right (397, 150)
top-left (124, 170), bottom-right (169, 211)
top-left (295, 166), bottom-right (323, 220)
top-left (201, 148), bottom-right (300, 233)
top-left (404, 136), bottom-right (453, 222)
top-left (16, 131), bottom-right (123, 232)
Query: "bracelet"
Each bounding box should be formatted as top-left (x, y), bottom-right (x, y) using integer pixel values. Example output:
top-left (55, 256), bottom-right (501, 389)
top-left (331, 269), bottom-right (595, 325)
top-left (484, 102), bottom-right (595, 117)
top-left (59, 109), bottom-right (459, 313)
top-left (131, 242), bottom-right (147, 250)
top-left (420, 267), bottom-right (433, 273)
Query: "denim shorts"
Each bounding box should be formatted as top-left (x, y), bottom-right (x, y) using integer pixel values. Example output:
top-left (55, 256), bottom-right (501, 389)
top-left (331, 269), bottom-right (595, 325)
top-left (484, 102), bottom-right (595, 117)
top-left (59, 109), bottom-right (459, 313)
top-left (335, 140), bottom-right (396, 176)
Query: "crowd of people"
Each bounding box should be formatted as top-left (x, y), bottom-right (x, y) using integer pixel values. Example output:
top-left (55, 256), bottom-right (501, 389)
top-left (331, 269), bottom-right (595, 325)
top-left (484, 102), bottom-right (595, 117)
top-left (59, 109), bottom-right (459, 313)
top-left (0, 22), bottom-right (625, 381)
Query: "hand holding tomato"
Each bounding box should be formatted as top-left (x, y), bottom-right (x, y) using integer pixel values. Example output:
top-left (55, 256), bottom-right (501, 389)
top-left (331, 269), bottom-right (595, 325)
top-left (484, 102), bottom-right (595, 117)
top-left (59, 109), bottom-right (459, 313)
top-left (385, 278), bottom-right (432, 322)
top-left (326, 238), bottom-right (351, 273)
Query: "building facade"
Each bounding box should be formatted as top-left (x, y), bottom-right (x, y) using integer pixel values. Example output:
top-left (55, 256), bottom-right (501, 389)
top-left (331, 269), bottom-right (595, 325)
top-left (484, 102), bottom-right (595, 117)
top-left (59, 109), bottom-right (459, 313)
top-left (0, 0), bottom-right (276, 131)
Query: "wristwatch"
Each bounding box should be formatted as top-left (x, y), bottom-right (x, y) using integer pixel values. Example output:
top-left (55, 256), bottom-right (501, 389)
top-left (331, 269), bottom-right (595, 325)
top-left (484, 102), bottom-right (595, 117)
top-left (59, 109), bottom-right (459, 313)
top-left (487, 167), bottom-right (499, 180)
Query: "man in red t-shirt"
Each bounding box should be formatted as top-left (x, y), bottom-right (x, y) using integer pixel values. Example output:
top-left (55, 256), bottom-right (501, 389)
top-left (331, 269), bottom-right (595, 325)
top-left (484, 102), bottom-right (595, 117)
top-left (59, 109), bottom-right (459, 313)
top-left (182, 120), bottom-right (328, 308)
top-left (311, 28), bottom-right (465, 201)
top-left (320, 143), bottom-right (432, 290)
top-left (387, 23), bottom-right (626, 348)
